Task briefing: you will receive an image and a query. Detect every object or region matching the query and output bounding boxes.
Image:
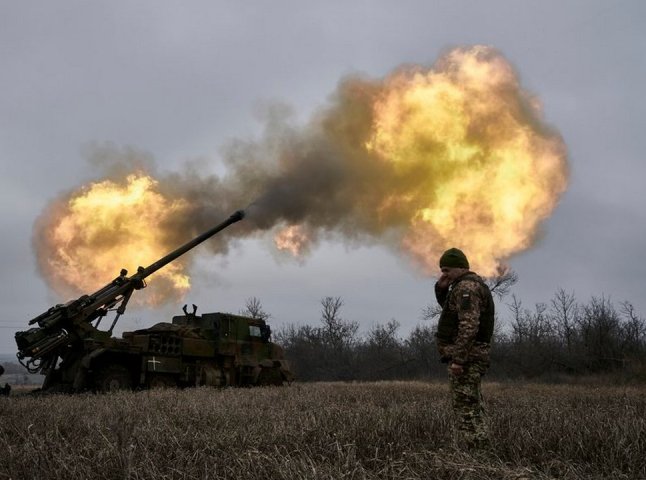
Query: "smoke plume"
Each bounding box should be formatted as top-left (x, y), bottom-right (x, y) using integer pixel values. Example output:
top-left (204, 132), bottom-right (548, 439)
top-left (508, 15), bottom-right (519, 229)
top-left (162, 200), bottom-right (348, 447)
top-left (34, 46), bottom-right (568, 302)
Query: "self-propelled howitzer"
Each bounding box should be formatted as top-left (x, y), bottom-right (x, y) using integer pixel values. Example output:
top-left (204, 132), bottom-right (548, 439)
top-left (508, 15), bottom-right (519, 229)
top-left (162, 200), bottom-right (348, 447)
top-left (15, 210), bottom-right (246, 391)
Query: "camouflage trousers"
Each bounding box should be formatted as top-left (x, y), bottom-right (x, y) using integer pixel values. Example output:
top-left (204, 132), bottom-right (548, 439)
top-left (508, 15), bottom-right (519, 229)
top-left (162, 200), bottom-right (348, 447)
top-left (448, 362), bottom-right (489, 448)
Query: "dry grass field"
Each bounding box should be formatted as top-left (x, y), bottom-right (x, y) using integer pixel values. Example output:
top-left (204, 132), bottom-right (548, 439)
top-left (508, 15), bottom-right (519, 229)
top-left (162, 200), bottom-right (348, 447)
top-left (0, 381), bottom-right (644, 480)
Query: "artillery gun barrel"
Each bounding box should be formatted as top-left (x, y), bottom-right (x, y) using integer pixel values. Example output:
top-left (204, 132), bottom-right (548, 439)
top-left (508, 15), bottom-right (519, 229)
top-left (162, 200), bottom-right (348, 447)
top-left (138, 209), bottom-right (245, 279)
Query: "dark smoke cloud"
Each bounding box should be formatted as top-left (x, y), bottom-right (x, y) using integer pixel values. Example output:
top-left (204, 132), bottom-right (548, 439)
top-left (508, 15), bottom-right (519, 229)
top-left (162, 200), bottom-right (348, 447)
top-left (150, 75), bottom-right (398, 255)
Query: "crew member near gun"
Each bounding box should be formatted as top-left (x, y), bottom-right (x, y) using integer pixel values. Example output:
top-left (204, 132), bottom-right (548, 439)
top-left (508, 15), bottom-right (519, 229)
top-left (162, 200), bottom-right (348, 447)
top-left (435, 247), bottom-right (494, 449)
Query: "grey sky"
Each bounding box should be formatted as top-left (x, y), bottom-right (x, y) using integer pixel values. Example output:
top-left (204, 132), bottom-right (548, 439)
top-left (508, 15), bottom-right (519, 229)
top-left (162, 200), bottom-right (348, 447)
top-left (1, 1), bottom-right (645, 354)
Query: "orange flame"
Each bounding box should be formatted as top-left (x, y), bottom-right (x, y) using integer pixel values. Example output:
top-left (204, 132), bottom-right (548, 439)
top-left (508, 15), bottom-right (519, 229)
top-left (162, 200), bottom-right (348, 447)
top-left (274, 225), bottom-right (311, 257)
top-left (37, 173), bottom-right (191, 303)
top-left (367, 46), bottom-right (568, 275)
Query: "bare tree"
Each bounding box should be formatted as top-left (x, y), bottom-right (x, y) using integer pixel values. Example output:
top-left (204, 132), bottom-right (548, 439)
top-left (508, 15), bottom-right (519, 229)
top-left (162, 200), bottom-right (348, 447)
top-left (620, 301), bottom-right (646, 355)
top-left (366, 319), bottom-right (401, 351)
top-left (485, 266), bottom-right (518, 299)
top-left (318, 296), bottom-right (359, 380)
top-left (358, 319), bottom-right (411, 380)
top-left (578, 295), bottom-right (623, 370)
top-left (405, 324), bottom-right (440, 376)
top-left (508, 294), bottom-right (527, 343)
top-left (240, 296), bottom-right (271, 321)
top-left (550, 288), bottom-right (578, 353)
top-left (421, 303), bottom-right (442, 322)
top-left (321, 296), bottom-right (343, 325)
top-left (320, 296), bottom-right (358, 349)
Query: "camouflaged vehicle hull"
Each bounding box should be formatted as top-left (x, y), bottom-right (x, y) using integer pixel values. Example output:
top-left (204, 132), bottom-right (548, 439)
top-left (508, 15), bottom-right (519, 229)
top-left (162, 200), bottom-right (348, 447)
top-left (84, 310), bottom-right (293, 392)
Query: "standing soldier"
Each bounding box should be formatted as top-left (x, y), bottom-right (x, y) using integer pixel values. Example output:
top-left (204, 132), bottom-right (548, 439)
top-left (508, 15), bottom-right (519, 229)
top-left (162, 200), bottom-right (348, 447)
top-left (434, 248), bottom-right (494, 449)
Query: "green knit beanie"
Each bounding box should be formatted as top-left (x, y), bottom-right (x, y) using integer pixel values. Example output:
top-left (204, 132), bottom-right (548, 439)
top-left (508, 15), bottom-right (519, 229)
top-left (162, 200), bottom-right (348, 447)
top-left (439, 248), bottom-right (470, 269)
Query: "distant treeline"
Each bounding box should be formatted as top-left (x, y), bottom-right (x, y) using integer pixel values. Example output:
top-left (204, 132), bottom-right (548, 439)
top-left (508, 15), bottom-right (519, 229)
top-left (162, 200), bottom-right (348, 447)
top-left (271, 290), bottom-right (646, 382)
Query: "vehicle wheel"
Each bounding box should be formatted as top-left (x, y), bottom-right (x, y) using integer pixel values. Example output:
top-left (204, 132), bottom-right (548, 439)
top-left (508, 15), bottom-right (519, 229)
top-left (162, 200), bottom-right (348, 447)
top-left (256, 367), bottom-right (283, 386)
top-left (95, 365), bottom-right (134, 393)
top-left (147, 374), bottom-right (177, 389)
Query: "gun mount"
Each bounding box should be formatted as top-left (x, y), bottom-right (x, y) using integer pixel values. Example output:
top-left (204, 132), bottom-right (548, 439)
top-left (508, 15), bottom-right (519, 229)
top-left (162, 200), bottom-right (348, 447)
top-left (13, 210), bottom-right (287, 392)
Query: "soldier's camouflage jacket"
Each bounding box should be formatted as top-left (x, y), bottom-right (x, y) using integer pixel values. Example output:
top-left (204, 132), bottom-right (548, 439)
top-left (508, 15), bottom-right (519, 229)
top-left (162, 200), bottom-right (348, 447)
top-left (435, 272), bottom-right (495, 365)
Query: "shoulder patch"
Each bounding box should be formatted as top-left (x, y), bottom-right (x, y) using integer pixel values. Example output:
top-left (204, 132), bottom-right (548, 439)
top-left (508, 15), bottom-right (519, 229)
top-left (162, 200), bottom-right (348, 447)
top-left (460, 293), bottom-right (472, 310)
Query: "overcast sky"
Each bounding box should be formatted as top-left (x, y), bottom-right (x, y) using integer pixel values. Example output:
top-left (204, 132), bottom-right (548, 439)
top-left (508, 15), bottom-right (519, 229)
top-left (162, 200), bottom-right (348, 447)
top-left (1, 1), bottom-right (645, 355)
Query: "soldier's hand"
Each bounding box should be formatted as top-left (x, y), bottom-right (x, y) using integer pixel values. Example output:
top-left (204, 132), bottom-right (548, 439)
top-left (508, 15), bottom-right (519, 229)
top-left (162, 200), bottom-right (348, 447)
top-left (449, 362), bottom-right (464, 375)
top-left (437, 273), bottom-right (451, 289)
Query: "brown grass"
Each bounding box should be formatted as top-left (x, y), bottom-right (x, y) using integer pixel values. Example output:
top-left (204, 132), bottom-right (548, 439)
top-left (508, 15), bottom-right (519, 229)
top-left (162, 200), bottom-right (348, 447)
top-left (0, 381), bottom-right (644, 479)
